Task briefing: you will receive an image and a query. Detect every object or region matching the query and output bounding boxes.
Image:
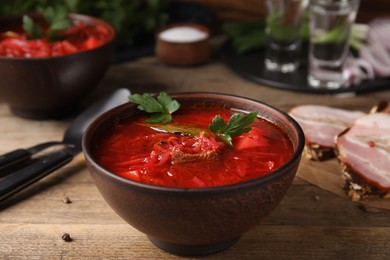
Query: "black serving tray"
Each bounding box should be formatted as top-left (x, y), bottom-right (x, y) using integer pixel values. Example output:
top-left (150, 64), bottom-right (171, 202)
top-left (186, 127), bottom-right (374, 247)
top-left (220, 43), bottom-right (390, 95)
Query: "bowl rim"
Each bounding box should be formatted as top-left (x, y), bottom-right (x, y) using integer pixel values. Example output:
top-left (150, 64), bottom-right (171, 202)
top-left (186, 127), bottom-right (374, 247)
top-left (0, 12), bottom-right (116, 61)
top-left (82, 92), bottom-right (305, 193)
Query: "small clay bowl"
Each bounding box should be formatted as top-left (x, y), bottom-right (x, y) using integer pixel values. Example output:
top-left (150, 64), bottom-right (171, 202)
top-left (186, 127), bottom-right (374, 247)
top-left (155, 23), bottom-right (211, 66)
top-left (82, 93), bottom-right (305, 256)
top-left (0, 13), bottom-right (115, 119)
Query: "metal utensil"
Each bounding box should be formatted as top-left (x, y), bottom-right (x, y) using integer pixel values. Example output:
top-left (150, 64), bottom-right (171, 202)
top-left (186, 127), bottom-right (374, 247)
top-left (0, 88), bottom-right (131, 202)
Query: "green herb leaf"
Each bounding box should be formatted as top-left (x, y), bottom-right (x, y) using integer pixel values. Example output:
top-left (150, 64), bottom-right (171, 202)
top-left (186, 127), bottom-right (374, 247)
top-left (22, 6), bottom-right (71, 41)
top-left (129, 92), bottom-right (180, 124)
top-left (157, 92), bottom-right (180, 114)
top-left (223, 20), bottom-right (267, 54)
top-left (22, 15), bottom-right (43, 39)
top-left (129, 93), bottom-right (164, 113)
top-left (209, 112), bottom-right (258, 146)
top-left (50, 18), bottom-right (71, 31)
top-left (209, 115), bottom-right (226, 135)
top-left (46, 6), bottom-right (71, 30)
top-left (41, 6), bottom-right (72, 41)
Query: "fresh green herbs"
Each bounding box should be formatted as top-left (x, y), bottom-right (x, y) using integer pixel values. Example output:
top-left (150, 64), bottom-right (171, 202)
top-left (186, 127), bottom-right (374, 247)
top-left (223, 20), bottom-right (267, 54)
top-left (209, 112), bottom-right (258, 146)
top-left (130, 92), bottom-right (257, 146)
top-left (23, 6), bottom-right (71, 41)
top-left (1, 0), bottom-right (169, 47)
top-left (129, 92), bottom-right (180, 124)
top-left (22, 15), bottom-right (43, 40)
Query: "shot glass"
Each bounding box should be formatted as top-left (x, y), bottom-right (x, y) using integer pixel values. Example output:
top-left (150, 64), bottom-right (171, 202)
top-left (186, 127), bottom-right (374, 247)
top-left (264, 0), bottom-right (308, 73)
top-left (308, 0), bottom-right (361, 89)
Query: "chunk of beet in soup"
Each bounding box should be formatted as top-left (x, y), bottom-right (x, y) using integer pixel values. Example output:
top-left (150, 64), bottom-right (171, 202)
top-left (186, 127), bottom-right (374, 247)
top-left (93, 107), bottom-right (294, 188)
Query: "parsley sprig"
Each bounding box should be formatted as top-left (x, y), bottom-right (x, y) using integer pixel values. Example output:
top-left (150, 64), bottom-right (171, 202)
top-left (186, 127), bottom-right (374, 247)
top-left (23, 15), bottom-right (43, 40)
top-left (129, 92), bottom-right (180, 124)
top-left (129, 92), bottom-right (257, 146)
top-left (209, 112), bottom-right (258, 146)
top-left (23, 6), bottom-right (72, 41)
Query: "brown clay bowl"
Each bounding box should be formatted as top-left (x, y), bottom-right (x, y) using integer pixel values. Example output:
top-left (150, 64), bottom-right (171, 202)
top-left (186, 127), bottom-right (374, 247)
top-left (82, 93), bottom-right (305, 256)
top-left (155, 23), bottom-right (211, 66)
top-left (0, 13), bottom-right (115, 119)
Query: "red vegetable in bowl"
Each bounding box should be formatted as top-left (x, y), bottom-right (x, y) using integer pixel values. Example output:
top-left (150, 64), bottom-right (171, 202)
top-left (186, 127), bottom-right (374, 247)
top-left (94, 107), bottom-right (294, 188)
top-left (0, 19), bottom-right (112, 58)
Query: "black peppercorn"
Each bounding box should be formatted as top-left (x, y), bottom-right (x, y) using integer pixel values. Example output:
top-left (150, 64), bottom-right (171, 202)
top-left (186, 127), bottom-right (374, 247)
top-left (62, 233), bottom-right (72, 242)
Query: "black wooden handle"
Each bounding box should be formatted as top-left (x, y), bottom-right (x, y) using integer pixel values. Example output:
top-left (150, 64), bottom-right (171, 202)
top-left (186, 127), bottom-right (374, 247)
top-left (0, 149), bottom-right (32, 171)
top-left (0, 150), bottom-right (74, 202)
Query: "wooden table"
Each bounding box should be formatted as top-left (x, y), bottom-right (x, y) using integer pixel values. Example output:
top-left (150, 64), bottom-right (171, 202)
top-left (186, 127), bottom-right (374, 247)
top-left (1, 55), bottom-right (389, 259)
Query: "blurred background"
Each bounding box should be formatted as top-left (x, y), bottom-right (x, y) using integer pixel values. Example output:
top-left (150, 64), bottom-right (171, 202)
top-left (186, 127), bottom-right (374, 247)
top-left (1, 0), bottom-right (388, 47)
top-left (175, 0), bottom-right (390, 23)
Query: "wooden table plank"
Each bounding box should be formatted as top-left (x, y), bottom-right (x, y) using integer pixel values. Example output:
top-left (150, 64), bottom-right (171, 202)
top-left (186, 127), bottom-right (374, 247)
top-left (2, 223), bottom-right (390, 259)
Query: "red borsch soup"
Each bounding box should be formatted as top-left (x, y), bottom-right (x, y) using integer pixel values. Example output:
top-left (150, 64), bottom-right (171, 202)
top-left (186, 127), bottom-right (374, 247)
top-left (94, 107), bottom-right (294, 188)
top-left (0, 19), bottom-right (112, 58)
